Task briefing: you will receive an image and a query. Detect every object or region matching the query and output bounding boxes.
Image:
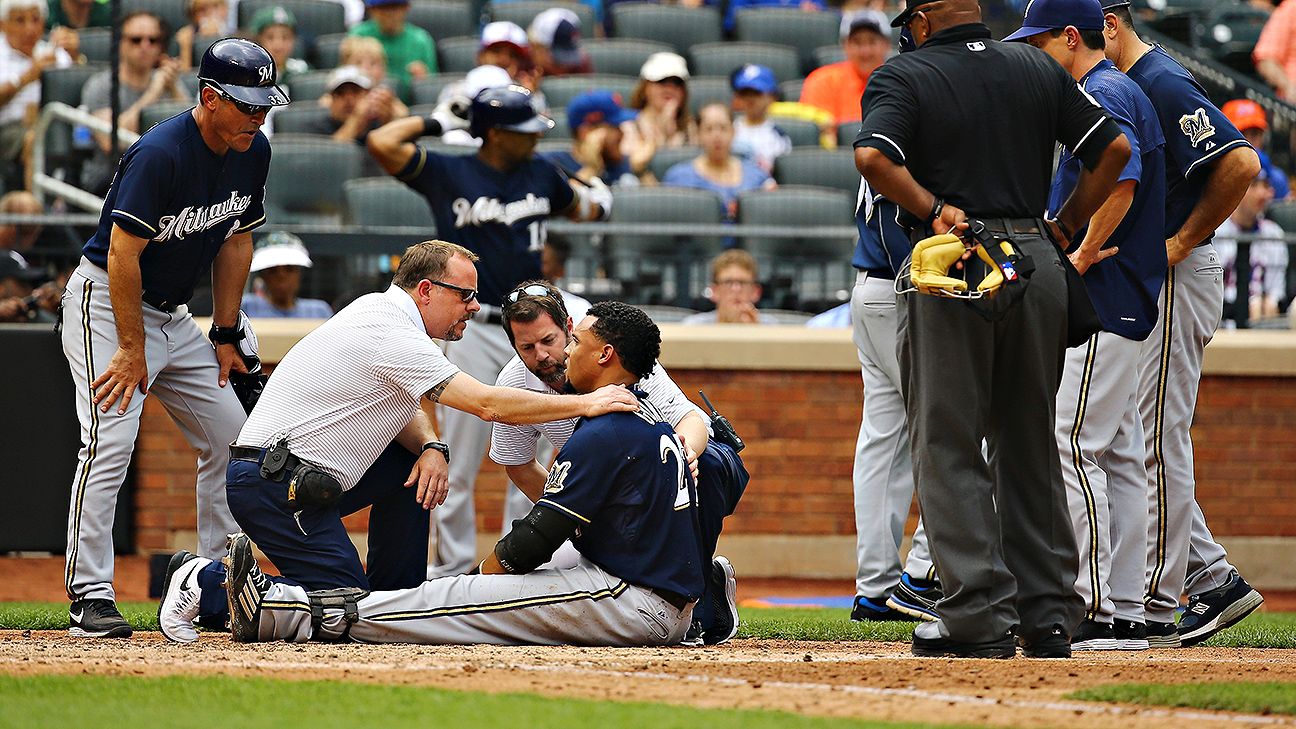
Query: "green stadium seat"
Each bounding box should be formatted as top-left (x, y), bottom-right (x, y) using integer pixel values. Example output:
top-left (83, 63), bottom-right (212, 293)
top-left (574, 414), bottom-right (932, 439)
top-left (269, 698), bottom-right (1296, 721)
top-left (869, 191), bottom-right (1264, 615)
top-left (286, 70), bottom-right (332, 102)
top-left (411, 72), bottom-right (468, 105)
top-left (141, 101), bottom-right (194, 131)
top-left (584, 38), bottom-right (672, 77)
top-left (779, 78), bottom-right (803, 102)
top-left (239, 0), bottom-right (346, 40)
top-left (534, 138), bottom-right (571, 156)
top-left (837, 121), bottom-right (860, 147)
top-left (488, 0), bottom-right (595, 34)
top-left (737, 185), bottom-right (857, 300)
top-left (540, 74), bottom-right (639, 110)
top-left (686, 75), bottom-right (732, 114)
top-left (606, 186), bottom-right (726, 301)
top-left (273, 105), bottom-right (334, 134)
top-left (264, 137), bottom-right (363, 223)
top-left (343, 177), bottom-right (434, 228)
top-left (735, 9), bottom-right (840, 76)
top-left (78, 28), bottom-right (112, 63)
top-left (437, 35), bottom-right (482, 73)
top-left (408, 0), bottom-right (477, 42)
top-left (812, 44), bottom-right (844, 70)
top-left (611, 3), bottom-right (722, 55)
top-left (1195, 6), bottom-right (1270, 75)
top-left (689, 42), bottom-right (801, 83)
top-left (1266, 200), bottom-right (1296, 231)
top-left (770, 116), bottom-right (820, 147)
top-left (773, 148), bottom-right (860, 195)
top-left (647, 145), bottom-right (700, 181)
top-left (311, 32), bottom-right (347, 69)
top-left (40, 64), bottom-right (106, 165)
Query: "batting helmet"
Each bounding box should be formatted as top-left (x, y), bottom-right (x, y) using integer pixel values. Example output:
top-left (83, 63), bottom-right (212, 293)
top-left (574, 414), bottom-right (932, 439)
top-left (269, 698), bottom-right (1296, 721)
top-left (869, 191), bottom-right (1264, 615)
top-left (469, 84), bottom-right (554, 139)
top-left (198, 38), bottom-right (290, 108)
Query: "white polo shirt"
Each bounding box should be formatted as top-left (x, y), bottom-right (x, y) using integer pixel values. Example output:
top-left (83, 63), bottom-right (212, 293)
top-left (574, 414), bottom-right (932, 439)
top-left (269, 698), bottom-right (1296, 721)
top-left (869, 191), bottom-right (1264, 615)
top-left (237, 285), bottom-right (460, 489)
top-left (489, 359), bottom-right (709, 467)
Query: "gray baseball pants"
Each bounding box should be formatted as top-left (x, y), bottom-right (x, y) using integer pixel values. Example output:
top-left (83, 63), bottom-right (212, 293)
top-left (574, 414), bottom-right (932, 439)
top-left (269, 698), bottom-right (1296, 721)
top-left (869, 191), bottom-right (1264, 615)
top-left (61, 259), bottom-right (242, 602)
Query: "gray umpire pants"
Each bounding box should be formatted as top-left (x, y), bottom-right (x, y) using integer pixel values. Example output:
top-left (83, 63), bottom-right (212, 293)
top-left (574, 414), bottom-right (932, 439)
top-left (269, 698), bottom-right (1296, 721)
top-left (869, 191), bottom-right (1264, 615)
top-left (898, 235), bottom-right (1082, 644)
top-left (1138, 245), bottom-right (1236, 622)
top-left (851, 272), bottom-right (932, 598)
top-left (431, 317), bottom-right (516, 577)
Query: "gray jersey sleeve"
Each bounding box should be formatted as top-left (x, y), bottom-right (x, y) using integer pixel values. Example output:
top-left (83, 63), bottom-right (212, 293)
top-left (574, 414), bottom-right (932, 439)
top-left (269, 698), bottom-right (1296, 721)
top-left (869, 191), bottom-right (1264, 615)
top-left (489, 357), bottom-right (545, 466)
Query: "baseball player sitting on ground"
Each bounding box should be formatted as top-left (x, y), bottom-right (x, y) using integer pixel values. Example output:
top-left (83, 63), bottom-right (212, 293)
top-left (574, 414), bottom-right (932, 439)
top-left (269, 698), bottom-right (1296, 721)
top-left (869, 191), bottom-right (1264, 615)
top-left (223, 301), bottom-right (713, 646)
top-left (492, 280), bottom-right (748, 644)
top-left (155, 241), bottom-right (638, 643)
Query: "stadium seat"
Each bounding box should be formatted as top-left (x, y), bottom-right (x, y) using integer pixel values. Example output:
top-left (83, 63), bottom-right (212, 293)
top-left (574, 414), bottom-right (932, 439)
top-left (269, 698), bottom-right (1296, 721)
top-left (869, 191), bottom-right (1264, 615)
top-left (411, 72), bottom-right (468, 105)
top-left (689, 42), bottom-right (801, 83)
top-left (773, 148), bottom-right (859, 195)
top-left (584, 38), bottom-right (673, 77)
top-left (437, 36), bottom-right (482, 73)
top-left (1266, 200), bottom-right (1296, 231)
top-left (273, 105), bottom-right (334, 134)
top-left (812, 44), bottom-right (845, 70)
top-left (647, 145), bottom-right (700, 180)
top-left (734, 8), bottom-right (840, 76)
top-left (686, 76), bottom-right (733, 114)
top-left (610, 3), bottom-right (722, 55)
top-left (1195, 6), bottom-right (1269, 74)
top-left (606, 186), bottom-right (726, 301)
top-left (636, 304), bottom-right (699, 323)
top-left (737, 185), bottom-right (857, 301)
top-left (239, 0), bottom-right (346, 40)
top-left (779, 78), bottom-right (803, 102)
top-left (78, 28), bottom-right (111, 63)
top-left (286, 70), bottom-right (332, 102)
top-left (311, 32), bottom-right (347, 69)
top-left (547, 108), bottom-right (569, 138)
top-left (407, 0), bottom-right (477, 42)
top-left (343, 177), bottom-right (434, 228)
top-left (837, 121), bottom-right (859, 148)
top-left (264, 137), bottom-right (363, 223)
top-left (540, 74), bottom-right (638, 110)
top-left (122, 0), bottom-right (189, 42)
top-left (141, 101), bottom-right (193, 131)
top-left (769, 116), bottom-right (820, 147)
top-left (40, 64), bottom-right (105, 166)
top-left (488, 0), bottom-right (596, 34)
top-left (535, 138), bottom-right (571, 156)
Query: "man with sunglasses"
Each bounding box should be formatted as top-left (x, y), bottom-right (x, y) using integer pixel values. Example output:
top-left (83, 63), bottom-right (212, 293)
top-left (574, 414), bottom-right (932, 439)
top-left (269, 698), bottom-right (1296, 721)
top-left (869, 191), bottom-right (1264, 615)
top-left (368, 84), bottom-right (613, 580)
top-left (61, 37), bottom-right (288, 639)
top-left (156, 241), bottom-right (638, 644)
top-left (856, 0), bottom-right (1132, 658)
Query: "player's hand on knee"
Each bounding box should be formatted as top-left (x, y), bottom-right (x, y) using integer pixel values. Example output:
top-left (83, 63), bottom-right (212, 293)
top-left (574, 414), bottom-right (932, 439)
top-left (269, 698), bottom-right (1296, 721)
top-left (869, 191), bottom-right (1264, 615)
top-left (580, 384), bottom-right (639, 417)
top-left (406, 448), bottom-right (450, 510)
top-left (92, 345), bottom-right (149, 414)
top-left (215, 342), bottom-right (248, 388)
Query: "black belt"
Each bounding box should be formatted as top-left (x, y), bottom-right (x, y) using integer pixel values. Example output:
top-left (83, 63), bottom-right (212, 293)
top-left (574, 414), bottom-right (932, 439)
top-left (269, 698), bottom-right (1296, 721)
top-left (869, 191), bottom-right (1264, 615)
top-left (980, 217), bottom-right (1043, 237)
top-left (649, 586), bottom-right (691, 612)
top-left (230, 444), bottom-right (302, 482)
top-left (142, 291), bottom-right (179, 313)
top-left (856, 267), bottom-right (893, 278)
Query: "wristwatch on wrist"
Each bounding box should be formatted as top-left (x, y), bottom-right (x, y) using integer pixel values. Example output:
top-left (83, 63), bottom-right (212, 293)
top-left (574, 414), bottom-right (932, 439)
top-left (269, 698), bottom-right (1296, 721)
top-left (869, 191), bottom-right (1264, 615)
top-left (422, 441), bottom-right (450, 464)
top-left (208, 323), bottom-right (244, 345)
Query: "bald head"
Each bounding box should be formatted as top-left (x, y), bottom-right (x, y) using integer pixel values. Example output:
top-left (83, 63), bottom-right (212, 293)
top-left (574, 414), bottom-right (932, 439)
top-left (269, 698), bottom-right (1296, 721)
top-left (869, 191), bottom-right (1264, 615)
top-left (908, 0), bottom-right (982, 46)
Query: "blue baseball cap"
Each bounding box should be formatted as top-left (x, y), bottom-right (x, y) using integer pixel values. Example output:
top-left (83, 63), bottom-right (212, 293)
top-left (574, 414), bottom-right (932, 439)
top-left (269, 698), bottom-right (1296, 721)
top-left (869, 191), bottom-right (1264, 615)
top-left (567, 90), bottom-right (636, 134)
top-left (1003, 0), bottom-right (1105, 42)
top-left (730, 64), bottom-right (777, 95)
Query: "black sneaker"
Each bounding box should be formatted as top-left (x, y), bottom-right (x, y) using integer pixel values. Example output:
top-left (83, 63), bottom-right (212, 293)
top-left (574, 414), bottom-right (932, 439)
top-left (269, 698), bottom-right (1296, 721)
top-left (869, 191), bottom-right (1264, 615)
top-left (702, 556), bottom-right (738, 645)
top-left (69, 598), bottom-right (132, 639)
top-left (1070, 619), bottom-right (1118, 651)
top-left (1113, 619), bottom-right (1149, 650)
top-left (1019, 624), bottom-right (1071, 658)
top-left (1178, 571), bottom-right (1264, 647)
top-left (851, 595), bottom-right (915, 622)
top-left (1146, 620), bottom-right (1181, 648)
top-left (886, 572), bottom-right (941, 622)
top-left (912, 622), bottom-right (1014, 659)
top-left (680, 619), bottom-right (704, 647)
top-left (224, 533), bottom-right (272, 643)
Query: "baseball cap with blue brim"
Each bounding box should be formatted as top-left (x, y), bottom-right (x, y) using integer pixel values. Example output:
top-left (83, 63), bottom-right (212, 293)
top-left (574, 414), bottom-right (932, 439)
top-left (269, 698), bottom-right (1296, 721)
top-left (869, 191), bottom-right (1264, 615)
top-left (1003, 0), bottom-right (1105, 42)
top-left (731, 64), bottom-right (777, 95)
top-left (567, 90), bottom-right (636, 134)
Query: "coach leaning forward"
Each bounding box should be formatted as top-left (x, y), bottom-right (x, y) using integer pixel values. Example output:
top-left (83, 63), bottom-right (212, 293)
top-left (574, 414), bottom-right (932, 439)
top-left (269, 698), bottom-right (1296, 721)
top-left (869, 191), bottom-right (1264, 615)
top-left (854, 0), bottom-right (1131, 658)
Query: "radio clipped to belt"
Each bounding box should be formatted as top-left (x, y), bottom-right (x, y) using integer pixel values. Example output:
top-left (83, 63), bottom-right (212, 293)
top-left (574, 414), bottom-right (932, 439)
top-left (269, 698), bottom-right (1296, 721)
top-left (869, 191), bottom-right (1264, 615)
top-left (261, 439), bottom-right (343, 511)
top-left (900, 218), bottom-right (1035, 300)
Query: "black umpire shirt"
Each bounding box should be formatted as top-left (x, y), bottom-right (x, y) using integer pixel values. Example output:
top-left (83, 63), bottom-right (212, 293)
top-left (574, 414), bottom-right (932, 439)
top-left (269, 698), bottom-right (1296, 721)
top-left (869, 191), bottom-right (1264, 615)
top-left (855, 23), bottom-right (1122, 221)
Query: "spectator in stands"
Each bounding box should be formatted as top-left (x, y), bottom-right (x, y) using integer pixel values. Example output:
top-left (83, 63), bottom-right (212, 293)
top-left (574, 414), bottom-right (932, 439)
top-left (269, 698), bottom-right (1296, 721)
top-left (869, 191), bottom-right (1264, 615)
top-left (806, 301), bottom-right (850, 327)
top-left (1222, 99), bottom-right (1291, 201)
top-left (723, 0), bottom-right (827, 35)
top-left (1215, 170), bottom-right (1289, 325)
top-left (349, 0), bottom-right (436, 104)
top-left (241, 232), bottom-right (334, 319)
top-left (623, 51), bottom-right (696, 178)
top-left (662, 102), bottom-right (775, 222)
top-left (730, 64), bottom-right (792, 173)
top-left (682, 249), bottom-right (779, 325)
top-left (545, 90), bottom-right (641, 186)
top-left (799, 10), bottom-right (889, 125)
top-left (1255, 0), bottom-right (1296, 101)
top-left (79, 11), bottom-right (188, 195)
top-left (541, 232), bottom-right (577, 286)
top-left (247, 6), bottom-right (309, 84)
top-left (339, 35), bottom-right (395, 94)
top-left (46, 0), bottom-right (109, 30)
top-left (0, 190), bottom-right (42, 264)
top-left (175, 0), bottom-right (229, 70)
top-left (528, 8), bottom-right (591, 77)
top-left (0, 253), bottom-right (52, 322)
top-left (478, 21), bottom-right (540, 94)
top-left (305, 65), bottom-right (402, 144)
top-left (1, 0), bottom-right (76, 191)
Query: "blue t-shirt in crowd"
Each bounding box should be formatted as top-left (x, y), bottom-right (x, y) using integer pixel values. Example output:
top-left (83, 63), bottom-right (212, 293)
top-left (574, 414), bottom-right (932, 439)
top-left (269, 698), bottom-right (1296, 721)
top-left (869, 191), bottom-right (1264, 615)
top-left (1257, 149), bottom-right (1290, 200)
top-left (241, 293), bottom-right (333, 319)
top-left (852, 178), bottom-right (912, 276)
top-left (1047, 59), bottom-right (1167, 342)
top-left (537, 391), bottom-right (704, 599)
top-left (83, 111), bottom-right (270, 307)
top-left (661, 158), bottom-right (772, 222)
top-left (396, 147), bottom-right (576, 307)
top-left (543, 150), bottom-right (637, 187)
top-left (1126, 46), bottom-right (1251, 241)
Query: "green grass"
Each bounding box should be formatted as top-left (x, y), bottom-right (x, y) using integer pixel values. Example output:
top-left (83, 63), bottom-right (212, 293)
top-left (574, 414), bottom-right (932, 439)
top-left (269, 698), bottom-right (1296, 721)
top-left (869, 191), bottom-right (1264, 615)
top-left (0, 674), bottom-right (949, 729)
top-left (2, 601), bottom-right (1294, 647)
top-left (1069, 682), bottom-right (1296, 716)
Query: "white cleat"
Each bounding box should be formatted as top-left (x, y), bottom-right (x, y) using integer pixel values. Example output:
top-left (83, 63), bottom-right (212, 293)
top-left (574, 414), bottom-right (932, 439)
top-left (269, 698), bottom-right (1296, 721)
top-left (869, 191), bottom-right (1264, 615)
top-left (158, 550), bottom-right (212, 644)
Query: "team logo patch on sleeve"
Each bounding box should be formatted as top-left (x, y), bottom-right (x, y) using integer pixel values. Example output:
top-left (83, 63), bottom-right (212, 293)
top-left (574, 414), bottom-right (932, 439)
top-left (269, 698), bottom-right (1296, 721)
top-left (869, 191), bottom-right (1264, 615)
top-left (1179, 108), bottom-right (1216, 148)
top-left (544, 461), bottom-right (571, 495)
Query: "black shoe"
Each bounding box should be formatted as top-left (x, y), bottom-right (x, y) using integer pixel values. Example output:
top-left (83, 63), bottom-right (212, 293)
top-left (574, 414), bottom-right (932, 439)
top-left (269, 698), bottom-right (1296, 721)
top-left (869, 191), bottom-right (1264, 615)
top-left (1113, 619), bottom-right (1149, 650)
top-left (912, 622), bottom-right (1014, 658)
top-left (224, 533), bottom-right (272, 643)
top-left (1146, 620), bottom-right (1181, 648)
top-left (1070, 619), bottom-right (1117, 651)
top-left (1178, 571), bottom-right (1264, 647)
top-left (886, 572), bottom-right (941, 622)
top-left (1019, 625), bottom-right (1071, 658)
top-left (702, 556), bottom-right (738, 645)
top-left (681, 619), bottom-right (704, 647)
top-left (851, 595), bottom-right (917, 622)
top-left (69, 598), bottom-right (132, 639)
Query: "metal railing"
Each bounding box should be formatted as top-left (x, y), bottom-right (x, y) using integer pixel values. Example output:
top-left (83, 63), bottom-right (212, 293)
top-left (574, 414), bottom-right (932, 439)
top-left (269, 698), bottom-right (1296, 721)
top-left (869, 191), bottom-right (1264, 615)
top-left (30, 102), bottom-right (139, 213)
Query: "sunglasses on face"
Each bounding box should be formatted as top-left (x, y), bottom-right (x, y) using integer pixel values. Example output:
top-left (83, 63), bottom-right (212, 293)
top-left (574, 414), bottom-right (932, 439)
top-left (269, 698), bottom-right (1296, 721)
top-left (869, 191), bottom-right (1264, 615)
top-left (209, 84), bottom-right (271, 116)
top-left (505, 283), bottom-right (556, 303)
top-left (429, 279), bottom-right (479, 302)
top-left (125, 35), bottom-right (163, 45)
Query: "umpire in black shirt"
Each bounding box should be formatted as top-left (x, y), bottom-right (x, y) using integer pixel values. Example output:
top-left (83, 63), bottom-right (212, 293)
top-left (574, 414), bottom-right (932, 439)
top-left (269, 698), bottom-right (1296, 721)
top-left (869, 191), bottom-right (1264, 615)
top-left (855, 0), bottom-right (1131, 658)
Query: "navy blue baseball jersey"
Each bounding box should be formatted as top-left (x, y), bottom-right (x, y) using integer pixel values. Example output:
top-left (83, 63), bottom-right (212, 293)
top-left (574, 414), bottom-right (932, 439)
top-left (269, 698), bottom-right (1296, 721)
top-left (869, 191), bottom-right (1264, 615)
top-left (852, 180), bottom-right (912, 276)
top-left (537, 391), bottom-right (705, 600)
top-left (82, 110), bottom-right (270, 307)
top-left (1126, 46), bottom-right (1251, 240)
top-left (396, 147), bottom-right (576, 307)
top-left (1048, 59), bottom-right (1167, 342)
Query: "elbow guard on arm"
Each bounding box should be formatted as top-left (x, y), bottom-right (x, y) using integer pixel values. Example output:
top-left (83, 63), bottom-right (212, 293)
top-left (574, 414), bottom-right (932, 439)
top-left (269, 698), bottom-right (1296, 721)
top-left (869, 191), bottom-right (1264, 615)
top-left (493, 504), bottom-right (580, 574)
